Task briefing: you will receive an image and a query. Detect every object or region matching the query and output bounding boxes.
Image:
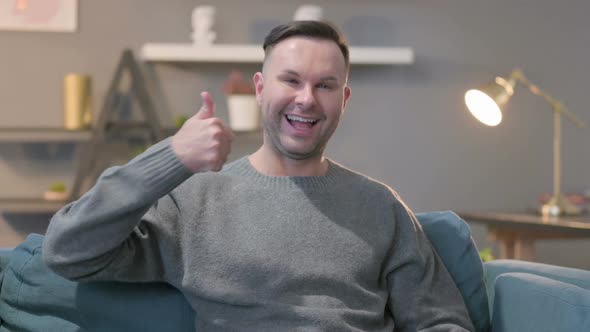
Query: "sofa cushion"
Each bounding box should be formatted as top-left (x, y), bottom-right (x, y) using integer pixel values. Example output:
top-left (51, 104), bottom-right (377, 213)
top-left (484, 258), bottom-right (590, 314)
top-left (0, 234), bottom-right (82, 332)
top-left (0, 248), bottom-right (11, 271)
top-left (0, 248), bottom-right (12, 289)
top-left (75, 281), bottom-right (195, 332)
top-left (0, 233), bottom-right (194, 332)
top-left (416, 211), bottom-right (490, 332)
top-left (491, 272), bottom-right (590, 332)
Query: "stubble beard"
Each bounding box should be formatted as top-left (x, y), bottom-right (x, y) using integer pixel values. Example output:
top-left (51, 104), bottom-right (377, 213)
top-left (262, 109), bottom-right (330, 161)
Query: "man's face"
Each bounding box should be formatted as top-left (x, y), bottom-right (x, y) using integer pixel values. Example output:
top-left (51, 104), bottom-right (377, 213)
top-left (253, 36), bottom-right (351, 160)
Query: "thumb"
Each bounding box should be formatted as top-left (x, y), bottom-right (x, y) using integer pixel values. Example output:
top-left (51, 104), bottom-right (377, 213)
top-left (195, 91), bottom-right (215, 119)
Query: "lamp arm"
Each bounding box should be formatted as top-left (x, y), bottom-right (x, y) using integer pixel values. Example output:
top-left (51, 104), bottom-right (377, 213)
top-left (510, 69), bottom-right (586, 128)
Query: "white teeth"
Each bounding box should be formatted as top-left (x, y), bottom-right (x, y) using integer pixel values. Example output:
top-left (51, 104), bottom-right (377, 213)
top-left (286, 115), bottom-right (317, 123)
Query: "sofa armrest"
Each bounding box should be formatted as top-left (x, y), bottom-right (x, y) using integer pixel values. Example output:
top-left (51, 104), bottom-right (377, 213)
top-left (491, 272), bottom-right (590, 332)
top-left (484, 259), bottom-right (590, 313)
top-left (0, 248), bottom-right (12, 270)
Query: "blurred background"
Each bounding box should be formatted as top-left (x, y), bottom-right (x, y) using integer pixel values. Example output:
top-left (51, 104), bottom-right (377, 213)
top-left (0, 0), bottom-right (588, 268)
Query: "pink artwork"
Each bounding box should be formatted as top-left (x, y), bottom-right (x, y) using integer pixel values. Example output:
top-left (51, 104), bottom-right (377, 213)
top-left (0, 0), bottom-right (77, 32)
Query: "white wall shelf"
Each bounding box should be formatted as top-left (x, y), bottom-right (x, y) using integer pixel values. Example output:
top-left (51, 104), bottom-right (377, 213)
top-left (0, 198), bottom-right (67, 214)
top-left (140, 43), bottom-right (415, 65)
top-left (0, 128), bottom-right (92, 143)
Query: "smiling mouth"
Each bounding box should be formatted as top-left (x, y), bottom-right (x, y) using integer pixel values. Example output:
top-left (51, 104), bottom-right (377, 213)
top-left (285, 114), bottom-right (319, 129)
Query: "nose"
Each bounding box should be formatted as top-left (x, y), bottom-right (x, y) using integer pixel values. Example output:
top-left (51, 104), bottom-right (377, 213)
top-left (294, 84), bottom-right (316, 110)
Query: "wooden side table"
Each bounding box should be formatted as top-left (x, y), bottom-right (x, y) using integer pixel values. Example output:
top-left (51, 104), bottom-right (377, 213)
top-left (458, 211), bottom-right (590, 261)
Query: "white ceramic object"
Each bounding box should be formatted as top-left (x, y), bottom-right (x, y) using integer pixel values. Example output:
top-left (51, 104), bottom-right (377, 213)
top-left (293, 5), bottom-right (323, 21)
top-left (227, 95), bottom-right (260, 131)
top-left (191, 5), bottom-right (216, 45)
top-left (44, 191), bottom-right (68, 201)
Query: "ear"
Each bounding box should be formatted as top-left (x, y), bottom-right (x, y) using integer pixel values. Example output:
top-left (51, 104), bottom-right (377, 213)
top-left (342, 85), bottom-right (351, 109)
top-left (253, 72), bottom-right (264, 105)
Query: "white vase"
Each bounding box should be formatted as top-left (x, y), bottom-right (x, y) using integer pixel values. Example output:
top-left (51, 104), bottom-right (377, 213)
top-left (43, 191), bottom-right (68, 201)
top-left (227, 95), bottom-right (260, 131)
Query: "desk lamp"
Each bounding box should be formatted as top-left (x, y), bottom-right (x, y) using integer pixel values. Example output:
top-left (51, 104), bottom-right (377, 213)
top-left (464, 69), bottom-right (586, 216)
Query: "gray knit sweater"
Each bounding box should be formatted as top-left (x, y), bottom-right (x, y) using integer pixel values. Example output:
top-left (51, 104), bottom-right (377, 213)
top-left (43, 138), bottom-right (473, 332)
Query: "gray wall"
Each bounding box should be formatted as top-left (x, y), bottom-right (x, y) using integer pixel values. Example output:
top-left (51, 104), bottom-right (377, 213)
top-left (1, 1), bottom-right (589, 268)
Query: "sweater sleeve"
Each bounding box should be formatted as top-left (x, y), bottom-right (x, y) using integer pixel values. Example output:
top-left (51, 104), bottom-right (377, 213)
top-left (42, 138), bottom-right (193, 283)
top-left (386, 197), bottom-right (475, 332)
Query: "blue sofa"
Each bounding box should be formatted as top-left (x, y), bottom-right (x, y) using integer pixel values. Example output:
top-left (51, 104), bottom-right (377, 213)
top-left (1, 211), bottom-right (589, 332)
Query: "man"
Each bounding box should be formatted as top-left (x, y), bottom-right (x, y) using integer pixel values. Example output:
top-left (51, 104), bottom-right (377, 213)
top-left (43, 21), bottom-right (474, 331)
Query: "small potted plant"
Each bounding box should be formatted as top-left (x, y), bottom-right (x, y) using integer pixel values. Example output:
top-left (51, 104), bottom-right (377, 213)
top-left (479, 247), bottom-right (495, 262)
top-left (174, 114), bottom-right (189, 129)
top-left (44, 181), bottom-right (68, 201)
top-left (223, 70), bottom-right (259, 131)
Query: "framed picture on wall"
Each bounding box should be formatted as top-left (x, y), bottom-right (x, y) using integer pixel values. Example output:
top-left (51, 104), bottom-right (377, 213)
top-left (0, 0), bottom-right (78, 32)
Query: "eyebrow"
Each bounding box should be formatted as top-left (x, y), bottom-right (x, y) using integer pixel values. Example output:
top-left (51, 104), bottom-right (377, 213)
top-left (281, 70), bottom-right (340, 83)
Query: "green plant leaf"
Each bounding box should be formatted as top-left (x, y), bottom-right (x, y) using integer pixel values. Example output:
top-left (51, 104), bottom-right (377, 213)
top-left (479, 247), bottom-right (495, 262)
top-left (48, 182), bottom-right (67, 193)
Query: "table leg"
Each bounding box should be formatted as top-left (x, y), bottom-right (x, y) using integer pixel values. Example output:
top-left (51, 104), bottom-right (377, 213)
top-left (514, 236), bottom-right (535, 261)
top-left (488, 230), bottom-right (515, 259)
top-left (488, 229), bottom-right (536, 261)
top-left (498, 238), bottom-right (515, 259)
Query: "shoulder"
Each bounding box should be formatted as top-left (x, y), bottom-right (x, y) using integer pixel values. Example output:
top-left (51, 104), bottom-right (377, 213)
top-left (331, 161), bottom-right (417, 227)
top-left (329, 160), bottom-right (395, 195)
top-left (328, 159), bottom-right (398, 198)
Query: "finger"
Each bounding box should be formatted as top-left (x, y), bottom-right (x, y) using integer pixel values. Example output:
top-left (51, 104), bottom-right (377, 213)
top-left (195, 91), bottom-right (216, 119)
top-left (220, 120), bottom-right (235, 141)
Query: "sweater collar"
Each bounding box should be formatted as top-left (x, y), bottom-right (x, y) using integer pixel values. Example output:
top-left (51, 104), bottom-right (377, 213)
top-left (222, 156), bottom-right (346, 190)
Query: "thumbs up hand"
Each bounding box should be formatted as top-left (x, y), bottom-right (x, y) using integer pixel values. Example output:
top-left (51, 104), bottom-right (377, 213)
top-left (172, 92), bottom-right (234, 172)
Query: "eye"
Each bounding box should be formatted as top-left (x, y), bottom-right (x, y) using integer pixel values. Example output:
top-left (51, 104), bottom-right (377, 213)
top-left (317, 82), bottom-right (333, 90)
top-left (283, 77), bottom-right (299, 85)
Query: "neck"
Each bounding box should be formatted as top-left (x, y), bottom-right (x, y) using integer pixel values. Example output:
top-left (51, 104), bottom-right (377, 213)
top-left (249, 147), bottom-right (329, 177)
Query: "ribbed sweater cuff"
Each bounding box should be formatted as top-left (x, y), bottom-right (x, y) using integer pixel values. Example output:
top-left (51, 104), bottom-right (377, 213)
top-left (127, 137), bottom-right (194, 198)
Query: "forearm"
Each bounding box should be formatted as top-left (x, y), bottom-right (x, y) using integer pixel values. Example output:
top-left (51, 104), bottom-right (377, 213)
top-left (42, 138), bottom-right (192, 281)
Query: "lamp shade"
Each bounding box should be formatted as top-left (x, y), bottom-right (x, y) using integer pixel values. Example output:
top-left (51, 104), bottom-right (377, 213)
top-left (464, 77), bottom-right (515, 126)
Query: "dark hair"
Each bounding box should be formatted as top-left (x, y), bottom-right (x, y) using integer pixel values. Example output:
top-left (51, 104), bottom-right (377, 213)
top-left (262, 20), bottom-right (350, 72)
